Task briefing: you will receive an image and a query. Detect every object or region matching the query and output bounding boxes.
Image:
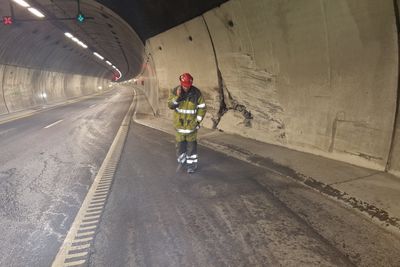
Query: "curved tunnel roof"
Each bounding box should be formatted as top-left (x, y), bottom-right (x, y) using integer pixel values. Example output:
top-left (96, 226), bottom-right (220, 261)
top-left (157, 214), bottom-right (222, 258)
top-left (0, 0), bottom-right (227, 81)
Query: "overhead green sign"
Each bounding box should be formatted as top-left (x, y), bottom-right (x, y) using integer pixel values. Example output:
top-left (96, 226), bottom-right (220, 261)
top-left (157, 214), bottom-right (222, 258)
top-left (76, 13), bottom-right (85, 23)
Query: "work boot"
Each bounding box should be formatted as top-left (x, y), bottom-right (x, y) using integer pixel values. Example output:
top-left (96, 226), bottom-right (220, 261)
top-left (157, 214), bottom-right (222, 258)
top-left (186, 163), bottom-right (197, 174)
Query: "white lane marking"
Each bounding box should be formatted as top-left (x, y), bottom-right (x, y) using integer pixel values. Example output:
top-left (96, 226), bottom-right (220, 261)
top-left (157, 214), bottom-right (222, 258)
top-left (64, 260), bottom-right (86, 266)
top-left (76, 231), bottom-right (95, 238)
top-left (89, 104), bottom-right (96, 108)
top-left (79, 225), bottom-right (97, 231)
top-left (66, 251), bottom-right (88, 259)
top-left (69, 243), bottom-right (91, 250)
top-left (0, 128), bottom-right (15, 136)
top-left (44, 119), bottom-right (63, 129)
top-left (73, 236), bottom-right (93, 243)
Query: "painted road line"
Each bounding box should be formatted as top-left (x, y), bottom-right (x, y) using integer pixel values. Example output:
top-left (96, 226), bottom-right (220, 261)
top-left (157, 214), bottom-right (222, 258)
top-left (91, 198), bottom-right (107, 202)
top-left (44, 119), bottom-right (63, 129)
top-left (76, 231), bottom-right (96, 238)
top-left (79, 225), bottom-right (97, 231)
top-left (69, 243), bottom-right (91, 250)
top-left (66, 251), bottom-right (88, 259)
top-left (86, 207), bottom-right (103, 212)
top-left (73, 236), bottom-right (93, 243)
top-left (85, 210), bottom-right (102, 215)
top-left (80, 221), bottom-right (99, 227)
top-left (84, 215), bottom-right (101, 220)
top-left (0, 128), bottom-right (16, 136)
top-left (64, 259), bottom-right (86, 266)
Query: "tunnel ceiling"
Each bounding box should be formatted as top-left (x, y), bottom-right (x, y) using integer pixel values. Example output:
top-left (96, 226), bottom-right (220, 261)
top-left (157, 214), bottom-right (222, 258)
top-left (95, 0), bottom-right (229, 41)
top-left (0, 0), bottom-right (144, 81)
top-left (0, 0), bottom-right (227, 81)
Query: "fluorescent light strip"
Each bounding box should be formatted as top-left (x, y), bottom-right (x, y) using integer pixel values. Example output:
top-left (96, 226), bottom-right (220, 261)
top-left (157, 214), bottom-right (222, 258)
top-left (106, 61), bottom-right (112, 66)
top-left (78, 41), bottom-right (88, 49)
top-left (93, 52), bottom-right (104, 60)
top-left (13, 0), bottom-right (30, 8)
top-left (28, 7), bottom-right (45, 18)
top-left (115, 69), bottom-right (122, 79)
top-left (64, 33), bottom-right (88, 49)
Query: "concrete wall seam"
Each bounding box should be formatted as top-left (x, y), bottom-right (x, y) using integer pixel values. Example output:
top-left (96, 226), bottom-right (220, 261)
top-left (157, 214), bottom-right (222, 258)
top-left (386, 0), bottom-right (400, 173)
top-left (1, 65), bottom-right (9, 114)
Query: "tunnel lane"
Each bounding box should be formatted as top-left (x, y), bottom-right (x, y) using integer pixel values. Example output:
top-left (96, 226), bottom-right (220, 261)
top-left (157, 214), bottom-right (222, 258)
top-left (86, 123), bottom-right (400, 266)
top-left (0, 87), bottom-right (133, 267)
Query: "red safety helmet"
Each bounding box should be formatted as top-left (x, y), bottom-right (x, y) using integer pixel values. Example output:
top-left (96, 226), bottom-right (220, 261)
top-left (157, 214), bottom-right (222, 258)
top-left (179, 73), bottom-right (193, 88)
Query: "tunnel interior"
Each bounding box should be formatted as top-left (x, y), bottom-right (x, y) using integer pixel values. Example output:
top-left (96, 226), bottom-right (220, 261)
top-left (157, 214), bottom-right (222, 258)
top-left (0, 0), bottom-right (399, 175)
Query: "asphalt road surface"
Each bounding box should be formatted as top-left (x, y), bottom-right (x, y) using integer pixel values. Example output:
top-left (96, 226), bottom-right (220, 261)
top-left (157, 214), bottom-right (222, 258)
top-left (1, 87), bottom-right (400, 266)
top-left (0, 87), bottom-right (133, 267)
top-left (88, 123), bottom-right (400, 267)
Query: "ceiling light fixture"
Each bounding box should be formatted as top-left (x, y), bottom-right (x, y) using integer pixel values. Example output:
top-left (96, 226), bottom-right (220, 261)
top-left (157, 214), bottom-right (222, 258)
top-left (12, 0), bottom-right (30, 8)
top-left (28, 7), bottom-right (45, 18)
top-left (64, 32), bottom-right (73, 38)
top-left (93, 52), bottom-right (104, 60)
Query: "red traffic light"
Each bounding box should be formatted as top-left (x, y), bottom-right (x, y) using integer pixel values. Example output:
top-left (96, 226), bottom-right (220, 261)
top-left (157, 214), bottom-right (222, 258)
top-left (2, 16), bottom-right (13, 25)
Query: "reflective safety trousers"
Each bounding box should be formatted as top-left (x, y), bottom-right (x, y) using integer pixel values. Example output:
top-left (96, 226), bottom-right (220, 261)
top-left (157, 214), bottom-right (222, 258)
top-left (167, 85), bottom-right (207, 134)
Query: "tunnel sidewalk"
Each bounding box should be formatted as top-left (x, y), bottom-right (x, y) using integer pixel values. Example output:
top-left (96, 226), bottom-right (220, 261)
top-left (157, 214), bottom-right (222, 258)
top-left (133, 114), bottom-right (400, 234)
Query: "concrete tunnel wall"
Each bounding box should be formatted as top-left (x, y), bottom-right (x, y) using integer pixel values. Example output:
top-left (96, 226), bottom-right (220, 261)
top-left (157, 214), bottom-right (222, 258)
top-left (0, 64), bottom-right (109, 114)
top-left (136, 0), bottom-right (400, 174)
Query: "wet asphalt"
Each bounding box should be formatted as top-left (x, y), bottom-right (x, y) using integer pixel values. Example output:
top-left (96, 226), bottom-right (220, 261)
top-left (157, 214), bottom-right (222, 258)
top-left (0, 87), bottom-right (133, 267)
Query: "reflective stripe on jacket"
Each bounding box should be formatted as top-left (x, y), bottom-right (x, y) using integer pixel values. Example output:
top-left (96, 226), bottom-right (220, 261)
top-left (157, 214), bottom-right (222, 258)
top-left (167, 85), bottom-right (206, 133)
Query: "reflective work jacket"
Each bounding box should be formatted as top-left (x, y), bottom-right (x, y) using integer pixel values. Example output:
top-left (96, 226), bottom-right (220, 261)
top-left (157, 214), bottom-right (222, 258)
top-left (167, 86), bottom-right (206, 134)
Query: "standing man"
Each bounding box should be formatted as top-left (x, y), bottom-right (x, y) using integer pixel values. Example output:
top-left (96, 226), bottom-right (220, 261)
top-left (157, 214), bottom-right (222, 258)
top-left (168, 73), bottom-right (207, 173)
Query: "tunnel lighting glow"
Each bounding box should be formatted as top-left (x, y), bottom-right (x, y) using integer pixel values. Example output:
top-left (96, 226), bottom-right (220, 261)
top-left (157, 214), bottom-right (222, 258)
top-left (78, 41), bottom-right (88, 49)
top-left (93, 52), bottom-right (104, 60)
top-left (106, 60), bottom-right (112, 66)
top-left (64, 32), bottom-right (73, 38)
top-left (64, 33), bottom-right (88, 49)
top-left (112, 65), bottom-right (117, 69)
top-left (13, 0), bottom-right (30, 8)
top-left (98, 86), bottom-right (103, 90)
top-left (28, 7), bottom-right (45, 18)
top-left (115, 69), bottom-right (122, 79)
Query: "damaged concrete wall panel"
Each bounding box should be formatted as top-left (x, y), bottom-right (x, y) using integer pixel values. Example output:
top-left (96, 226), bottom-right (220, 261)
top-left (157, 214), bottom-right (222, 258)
top-left (145, 0), bottom-right (398, 171)
top-left (203, 0), bottom-right (398, 169)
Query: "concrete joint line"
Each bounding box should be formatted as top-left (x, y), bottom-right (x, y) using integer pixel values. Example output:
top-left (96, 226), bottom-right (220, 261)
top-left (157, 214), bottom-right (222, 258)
top-left (51, 99), bottom-right (136, 267)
